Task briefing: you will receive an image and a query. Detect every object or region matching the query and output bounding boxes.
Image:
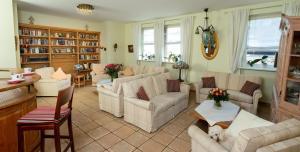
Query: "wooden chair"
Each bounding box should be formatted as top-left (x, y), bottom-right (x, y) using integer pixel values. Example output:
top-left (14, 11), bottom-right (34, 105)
top-left (17, 85), bottom-right (75, 152)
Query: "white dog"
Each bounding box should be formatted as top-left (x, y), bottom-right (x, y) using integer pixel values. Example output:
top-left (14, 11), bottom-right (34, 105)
top-left (208, 125), bottom-right (224, 142)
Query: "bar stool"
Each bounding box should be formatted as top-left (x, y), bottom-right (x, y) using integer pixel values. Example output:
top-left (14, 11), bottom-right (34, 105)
top-left (73, 74), bottom-right (85, 87)
top-left (17, 85), bottom-right (75, 152)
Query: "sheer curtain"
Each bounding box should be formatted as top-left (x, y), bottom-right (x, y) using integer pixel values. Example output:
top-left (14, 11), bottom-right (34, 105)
top-left (180, 16), bottom-right (193, 81)
top-left (228, 8), bottom-right (250, 73)
top-left (154, 20), bottom-right (164, 66)
top-left (133, 23), bottom-right (142, 64)
top-left (283, 0), bottom-right (300, 16)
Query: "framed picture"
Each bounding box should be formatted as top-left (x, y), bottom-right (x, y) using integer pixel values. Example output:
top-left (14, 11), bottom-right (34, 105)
top-left (128, 45), bottom-right (134, 53)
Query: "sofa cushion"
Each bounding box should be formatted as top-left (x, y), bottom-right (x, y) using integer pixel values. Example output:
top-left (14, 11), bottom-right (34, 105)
top-left (202, 77), bottom-right (216, 88)
top-left (137, 86), bottom-right (150, 101)
top-left (123, 76), bottom-right (156, 99)
top-left (240, 81), bottom-right (260, 96)
top-left (225, 110), bottom-right (273, 138)
top-left (112, 75), bottom-right (142, 93)
top-left (202, 71), bottom-right (229, 89)
top-left (51, 68), bottom-right (67, 80)
top-left (227, 90), bottom-right (253, 104)
top-left (231, 118), bottom-right (300, 152)
top-left (228, 74), bottom-right (261, 91)
top-left (152, 73), bottom-right (171, 95)
top-left (167, 79), bottom-right (181, 92)
top-left (199, 88), bottom-right (212, 95)
top-left (35, 67), bottom-right (55, 79)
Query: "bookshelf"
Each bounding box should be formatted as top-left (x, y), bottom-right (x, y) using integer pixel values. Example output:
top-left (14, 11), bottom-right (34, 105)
top-left (18, 23), bottom-right (101, 82)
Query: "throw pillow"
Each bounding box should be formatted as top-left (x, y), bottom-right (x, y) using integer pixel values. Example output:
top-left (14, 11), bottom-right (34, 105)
top-left (240, 81), bottom-right (260, 96)
top-left (122, 67), bottom-right (134, 76)
top-left (167, 79), bottom-right (181, 92)
top-left (51, 68), bottom-right (67, 80)
top-left (136, 86), bottom-right (150, 101)
top-left (202, 77), bottom-right (216, 88)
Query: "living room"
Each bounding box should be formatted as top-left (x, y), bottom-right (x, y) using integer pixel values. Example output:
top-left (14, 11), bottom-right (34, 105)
top-left (0, 0), bottom-right (300, 152)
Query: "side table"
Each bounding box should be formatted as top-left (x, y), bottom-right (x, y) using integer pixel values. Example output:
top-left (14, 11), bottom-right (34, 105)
top-left (73, 74), bottom-right (85, 87)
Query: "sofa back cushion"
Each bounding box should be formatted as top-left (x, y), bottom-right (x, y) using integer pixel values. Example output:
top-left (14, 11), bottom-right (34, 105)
top-left (231, 118), bottom-right (300, 152)
top-left (152, 72), bottom-right (171, 95)
top-left (133, 65), bottom-right (145, 75)
top-left (35, 67), bottom-right (55, 79)
top-left (228, 74), bottom-right (261, 91)
top-left (257, 137), bottom-right (300, 152)
top-left (123, 77), bottom-right (157, 100)
top-left (111, 75), bottom-right (143, 93)
top-left (91, 63), bottom-right (105, 75)
top-left (202, 71), bottom-right (229, 89)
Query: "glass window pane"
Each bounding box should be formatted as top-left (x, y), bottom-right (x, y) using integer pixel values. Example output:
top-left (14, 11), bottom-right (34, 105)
top-left (166, 26), bottom-right (181, 43)
top-left (246, 17), bottom-right (281, 66)
top-left (143, 28), bottom-right (154, 43)
top-left (143, 44), bottom-right (155, 56)
top-left (166, 43), bottom-right (181, 57)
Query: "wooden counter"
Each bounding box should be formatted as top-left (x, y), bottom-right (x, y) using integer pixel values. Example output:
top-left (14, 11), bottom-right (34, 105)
top-left (0, 74), bottom-right (41, 152)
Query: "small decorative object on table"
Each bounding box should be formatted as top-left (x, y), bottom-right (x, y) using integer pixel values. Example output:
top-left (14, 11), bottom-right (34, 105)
top-left (104, 64), bottom-right (122, 82)
top-left (207, 88), bottom-right (229, 108)
top-left (172, 61), bottom-right (189, 82)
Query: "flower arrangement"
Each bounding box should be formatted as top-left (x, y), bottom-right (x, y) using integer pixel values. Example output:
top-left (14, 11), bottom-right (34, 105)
top-left (207, 88), bottom-right (229, 107)
top-left (104, 64), bottom-right (122, 81)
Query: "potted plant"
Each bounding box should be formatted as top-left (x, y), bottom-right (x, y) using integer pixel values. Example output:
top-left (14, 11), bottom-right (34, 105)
top-left (207, 88), bottom-right (229, 108)
top-left (104, 64), bottom-right (122, 82)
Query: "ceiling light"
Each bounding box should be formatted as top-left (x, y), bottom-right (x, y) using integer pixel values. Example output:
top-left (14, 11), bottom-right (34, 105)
top-left (77, 4), bottom-right (94, 15)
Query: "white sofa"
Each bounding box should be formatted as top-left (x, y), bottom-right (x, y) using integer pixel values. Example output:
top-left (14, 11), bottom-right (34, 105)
top-left (194, 71), bottom-right (262, 114)
top-left (90, 63), bottom-right (110, 86)
top-left (188, 110), bottom-right (300, 152)
top-left (122, 72), bottom-right (190, 133)
top-left (34, 67), bottom-right (71, 96)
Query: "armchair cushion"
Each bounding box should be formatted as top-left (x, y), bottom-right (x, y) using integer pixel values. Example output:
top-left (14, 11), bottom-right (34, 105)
top-left (240, 81), bottom-right (260, 96)
top-left (227, 90), bottom-right (253, 104)
top-left (51, 68), bottom-right (67, 80)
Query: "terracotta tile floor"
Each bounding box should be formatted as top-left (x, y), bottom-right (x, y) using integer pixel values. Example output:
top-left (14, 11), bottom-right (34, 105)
top-left (37, 86), bottom-right (271, 152)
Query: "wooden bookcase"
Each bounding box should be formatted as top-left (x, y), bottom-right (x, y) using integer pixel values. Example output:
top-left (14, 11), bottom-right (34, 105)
top-left (274, 15), bottom-right (300, 121)
top-left (18, 23), bottom-right (101, 83)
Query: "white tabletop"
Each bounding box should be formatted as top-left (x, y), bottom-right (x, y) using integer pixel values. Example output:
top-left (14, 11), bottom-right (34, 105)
top-left (195, 100), bottom-right (240, 126)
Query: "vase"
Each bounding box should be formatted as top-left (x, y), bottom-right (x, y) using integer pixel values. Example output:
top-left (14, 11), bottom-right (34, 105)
top-left (214, 100), bottom-right (222, 109)
top-left (110, 73), bottom-right (118, 82)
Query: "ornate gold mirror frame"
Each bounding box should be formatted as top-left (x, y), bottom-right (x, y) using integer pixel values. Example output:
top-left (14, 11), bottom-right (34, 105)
top-left (200, 32), bottom-right (219, 60)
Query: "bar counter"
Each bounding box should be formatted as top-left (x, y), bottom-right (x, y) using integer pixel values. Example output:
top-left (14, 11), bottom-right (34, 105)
top-left (0, 74), bottom-right (41, 152)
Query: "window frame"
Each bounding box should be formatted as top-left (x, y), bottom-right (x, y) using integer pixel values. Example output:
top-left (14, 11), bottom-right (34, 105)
top-left (163, 24), bottom-right (182, 63)
top-left (140, 27), bottom-right (155, 61)
top-left (240, 13), bottom-right (281, 71)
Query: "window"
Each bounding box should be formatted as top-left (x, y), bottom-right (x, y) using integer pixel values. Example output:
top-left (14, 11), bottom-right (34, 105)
top-left (141, 28), bottom-right (155, 60)
top-left (164, 25), bottom-right (181, 62)
top-left (245, 15), bottom-right (281, 69)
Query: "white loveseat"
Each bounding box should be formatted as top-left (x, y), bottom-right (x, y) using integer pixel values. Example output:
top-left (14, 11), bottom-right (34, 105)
top-left (34, 67), bottom-right (71, 96)
top-left (194, 71), bottom-right (262, 114)
top-left (122, 73), bottom-right (190, 132)
top-left (188, 110), bottom-right (300, 152)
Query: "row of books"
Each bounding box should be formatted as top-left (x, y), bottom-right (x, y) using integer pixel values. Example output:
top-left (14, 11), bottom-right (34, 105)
top-left (80, 41), bottom-right (99, 46)
top-left (79, 55), bottom-right (99, 60)
top-left (20, 39), bottom-right (48, 45)
top-left (80, 48), bottom-right (100, 53)
top-left (19, 29), bottom-right (48, 37)
top-left (79, 34), bottom-right (98, 39)
top-left (21, 47), bottom-right (48, 54)
top-left (52, 48), bottom-right (76, 54)
top-left (51, 40), bottom-right (76, 46)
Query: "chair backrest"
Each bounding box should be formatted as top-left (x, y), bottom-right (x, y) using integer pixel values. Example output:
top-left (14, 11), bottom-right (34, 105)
top-left (54, 84), bottom-right (75, 120)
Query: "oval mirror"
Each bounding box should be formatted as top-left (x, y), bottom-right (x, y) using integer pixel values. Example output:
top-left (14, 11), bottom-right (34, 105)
top-left (200, 32), bottom-right (219, 60)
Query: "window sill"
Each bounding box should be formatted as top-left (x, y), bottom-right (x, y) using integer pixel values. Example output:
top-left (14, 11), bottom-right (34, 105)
top-left (138, 60), bottom-right (176, 64)
top-left (239, 65), bottom-right (276, 72)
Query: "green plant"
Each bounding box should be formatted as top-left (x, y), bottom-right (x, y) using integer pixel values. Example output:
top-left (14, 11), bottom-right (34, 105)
top-left (247, 55), bottom-right (268, 67)
top-left (168, 53), bottom-right (181, 63)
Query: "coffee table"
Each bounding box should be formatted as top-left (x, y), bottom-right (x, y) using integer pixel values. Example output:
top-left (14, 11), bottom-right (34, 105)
top-left (192, 100), bottom-right (240, 129)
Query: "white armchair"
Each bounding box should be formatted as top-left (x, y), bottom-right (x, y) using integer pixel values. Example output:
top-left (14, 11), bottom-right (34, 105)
top-left (90, 63), bottom-right (110, 86)
top-left (34, 67), bottom-right (71, 96)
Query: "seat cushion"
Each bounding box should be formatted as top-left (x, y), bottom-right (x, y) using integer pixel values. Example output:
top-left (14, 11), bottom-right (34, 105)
top-left (150, 92), bottom-right (187, 115)
top-left (227, 90), bottom-right (253, 104)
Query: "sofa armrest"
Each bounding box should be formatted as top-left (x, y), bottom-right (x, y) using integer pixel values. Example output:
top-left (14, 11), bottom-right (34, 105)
top-left (257, 137), bottom-right (300, 152)
top-left (252, 89), bottom-right (262, 114)
top-left (124, 97), bottom-right (154, 110)
top-left (193, 81), bottom-right (203, 103)
top-left (97, 87), bottom-right (118, 98)
top-left (180, 83), bottom-right (190, 95)
top-left (188, 125), bottom-right (228, 152)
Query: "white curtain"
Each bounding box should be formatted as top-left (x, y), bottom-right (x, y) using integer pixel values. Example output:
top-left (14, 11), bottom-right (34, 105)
top-left (180, 16), bottom-right (193, 81)
top-left (133, 23), bottom-right (142, 64)
top-left (283, 0), bottom-right (300, 16)
top-left (154, 20), bottom-right (165, 66)
top-left (228, 8), bottom-right (250, 73)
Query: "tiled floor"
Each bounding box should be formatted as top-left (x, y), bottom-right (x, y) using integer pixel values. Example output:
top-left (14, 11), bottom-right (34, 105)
top-left (37, 86), bottom-right (270, 152)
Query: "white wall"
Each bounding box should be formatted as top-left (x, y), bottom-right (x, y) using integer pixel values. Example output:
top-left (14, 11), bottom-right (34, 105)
top-left (123, 1), bottom-right (283, 103)
top-left (0, 0), bottom-right (18, 78)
